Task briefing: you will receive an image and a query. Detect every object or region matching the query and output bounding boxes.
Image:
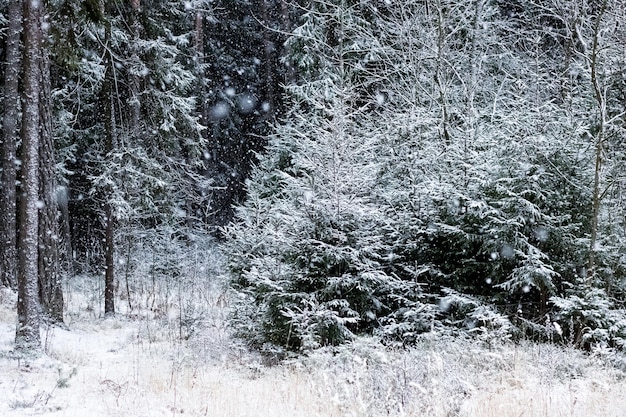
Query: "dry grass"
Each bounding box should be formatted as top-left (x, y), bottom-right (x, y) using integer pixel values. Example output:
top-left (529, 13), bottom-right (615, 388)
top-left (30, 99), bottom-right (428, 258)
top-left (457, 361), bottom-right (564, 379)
top-left (460, 344), bottom-right (626, 417)
top-left (2, 274), bottom-right (626, 417)
top-left (295, 337), bottom-right (626, 417)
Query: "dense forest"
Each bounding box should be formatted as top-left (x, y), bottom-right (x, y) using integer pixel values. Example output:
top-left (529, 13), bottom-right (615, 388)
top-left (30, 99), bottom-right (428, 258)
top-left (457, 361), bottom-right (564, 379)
top-left (1, 0), bottom-right (626, 356)
top-left (0, 0), bottom-right (290, 350)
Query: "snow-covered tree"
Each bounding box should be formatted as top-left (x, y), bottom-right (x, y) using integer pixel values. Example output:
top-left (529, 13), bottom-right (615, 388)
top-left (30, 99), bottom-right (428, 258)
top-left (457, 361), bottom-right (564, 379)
top-left (50, 0), bottom-right (207, 314)
top-left (227, 0), bottom-right (626, 351)
top-left (38, 15), bottom-right (64, 322)
top-left (544, 0), bottom-right (626, 348)
top-left (370, 0), bottom-right (600, 330)
top-left (225, 0), bottom-right (436, 352)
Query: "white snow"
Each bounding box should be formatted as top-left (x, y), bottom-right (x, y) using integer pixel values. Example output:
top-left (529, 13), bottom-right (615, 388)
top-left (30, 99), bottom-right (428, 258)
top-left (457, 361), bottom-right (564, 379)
top-left (210, 102), bottom-right (230, 119)
top-left (2, 284), bottom-right (626, 417)
top-left (0, 283), bottom-right (339, 417)
top-left (238, 93), bottom-right (257, 114)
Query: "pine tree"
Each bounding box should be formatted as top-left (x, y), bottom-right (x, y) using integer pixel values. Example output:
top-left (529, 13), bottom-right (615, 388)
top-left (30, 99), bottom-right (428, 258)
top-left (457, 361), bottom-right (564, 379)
top-left (16, 0), bottom-right (45, 350)
top-left (38, 14), bottom-right (64, 322)
top-left (546, 0), bottom-right (626, 348)
top-left (50, 0), bottom-right (207, 314)
top-left (226, 0), bottom-right (626, 350)
top-left (0, 0), bottom-right (22, 289)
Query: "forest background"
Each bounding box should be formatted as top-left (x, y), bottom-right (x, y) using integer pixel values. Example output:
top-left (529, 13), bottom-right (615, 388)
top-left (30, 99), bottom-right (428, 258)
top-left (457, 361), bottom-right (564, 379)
top-left (1, 0), bottom-right (626, 358)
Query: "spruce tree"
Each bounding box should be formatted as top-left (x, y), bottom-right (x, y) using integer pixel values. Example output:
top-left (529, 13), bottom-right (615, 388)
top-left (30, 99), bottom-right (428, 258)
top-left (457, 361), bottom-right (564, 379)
top-left (225, 0), bottom-right (434, 351)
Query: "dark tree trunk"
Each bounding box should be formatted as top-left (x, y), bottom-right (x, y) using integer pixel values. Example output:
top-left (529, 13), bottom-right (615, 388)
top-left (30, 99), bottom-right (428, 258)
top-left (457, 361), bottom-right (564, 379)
top-left (38, 17), bottom-right (64, 323)
top-left (129, 0), bottom-right (141, 130)
top-left (587, 2), bottom-right (608, 282)
top-left (194, 5), bottom-right (209, 132)
top-left (57, 186), bottom-right (74, 279)
top-left (103, 3), bottom-right (116, 316)
top-left (280, 0), bottom-right (296, 86)
top-left (260, 0), bottom-right (276, 117)
top-left (104, 202), bottom-right (115, 316)
top-left (16, 0), bottom-right (43, 351)
top-left (0, 0), bottom-right (22, 289)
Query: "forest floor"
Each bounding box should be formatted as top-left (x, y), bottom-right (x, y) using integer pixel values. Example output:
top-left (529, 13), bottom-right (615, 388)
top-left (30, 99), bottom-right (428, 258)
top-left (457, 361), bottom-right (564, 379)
top-left (2, 281), bottom-right (626, 417)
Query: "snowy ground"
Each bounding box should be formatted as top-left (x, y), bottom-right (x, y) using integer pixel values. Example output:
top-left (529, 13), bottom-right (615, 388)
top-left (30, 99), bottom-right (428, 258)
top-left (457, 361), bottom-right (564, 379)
top-left (2, 283), bottom-right (626, 417)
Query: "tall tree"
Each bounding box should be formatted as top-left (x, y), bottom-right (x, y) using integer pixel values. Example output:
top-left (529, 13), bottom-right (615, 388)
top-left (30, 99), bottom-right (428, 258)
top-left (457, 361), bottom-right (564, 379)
top-left (578, 0), bottom-right (625, 283)
top-left (51, 0), bottom-right (207, 314)
top-left (38, 12), bottom-right (64, 323)
top-left (102, 0), bottom-right (116, 316)
top-left (0, 0), bottom-right (22, 289)
top-left (16, 0), bottom-right (44, 350)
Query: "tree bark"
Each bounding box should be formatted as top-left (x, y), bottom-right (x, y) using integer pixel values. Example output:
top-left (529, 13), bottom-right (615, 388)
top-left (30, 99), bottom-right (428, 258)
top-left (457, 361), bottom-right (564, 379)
top-left (586, 0), bottom-right (608, 282)
top-left (280, 0), bottom-right (296, 86)
top-left (194, 3), bottom-right (209, 131)
top-left (103, 2), bottom-right (116, 316)
top-left (57, 185), bottom-right (74, 277)
top-left (16, 0), bottom-right (43, 350)
top-left (260, 0), bottom-right (276, 118)
top-left (38, 15), bottom-right (64, 323)
top-left (129, 0), bottom-right (141, 131)
top-left (0, 0), bottom-right (22, 289)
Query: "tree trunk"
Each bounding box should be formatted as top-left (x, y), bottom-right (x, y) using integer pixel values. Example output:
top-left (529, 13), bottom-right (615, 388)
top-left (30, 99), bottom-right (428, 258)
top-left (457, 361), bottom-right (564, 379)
top-left (16, 0), bottom-right (43, 351)
top-left (38, 16), bottom-right (64, 323)
top-left (260, 0), bottom-right (276, 117)
top-left (0, 0), bottom-right (22, 289)
top-left (280, 0), bottom-right (296, 86)
top-left (103, 3), bottom-right (116, 316)
top-left (57, 186), bottom-right (74, 279)
top-left (586, 0), bottom-right (608, 282)
top-left (129, 0), bottom-right (141, 131)
top-left (104, 203), bottom-right (115, 316)
top-left (194, 3), bottom-right (209, 130)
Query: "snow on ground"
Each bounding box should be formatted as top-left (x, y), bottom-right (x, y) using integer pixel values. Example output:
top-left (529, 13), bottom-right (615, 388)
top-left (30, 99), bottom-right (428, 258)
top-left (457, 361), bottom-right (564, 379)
top-left (2, 284), bottom-right (626, 417)
top-left (0, 283), bottom-right (339, 417)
